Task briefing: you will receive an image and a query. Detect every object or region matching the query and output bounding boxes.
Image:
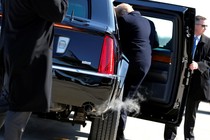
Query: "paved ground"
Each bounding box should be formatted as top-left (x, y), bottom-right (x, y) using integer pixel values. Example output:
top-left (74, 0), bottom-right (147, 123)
top-left (0, 102), bottom-right (210, 140)
top-left (123, 102), bottom-right (210, 140)
top-left (76, 101), bottom-right (210, 140)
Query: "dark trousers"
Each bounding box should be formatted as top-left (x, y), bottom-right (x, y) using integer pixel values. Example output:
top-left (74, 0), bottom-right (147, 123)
top-left (164, 72), bottom-right (206, 140)
top-left (164, 94), bottom-right (203, 140)
top-left (0, 111), bottom-right (32, 140)
top-left (164, 124), bottom-right (177, 140)
top-left (183, 95), bottom-right (201, 140)
top-left (116, 109), bottom-right (127, 140)
top-left (116, 62), bottom-right (149, 140)
top-left (0, 91), bottom-right (32, 140)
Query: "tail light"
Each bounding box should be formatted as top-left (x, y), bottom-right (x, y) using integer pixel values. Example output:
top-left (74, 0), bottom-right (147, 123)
top-left (98, 35), bottom-right (115, 74)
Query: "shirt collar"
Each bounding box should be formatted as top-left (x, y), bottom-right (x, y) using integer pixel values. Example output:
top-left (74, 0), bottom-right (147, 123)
top-left (129, 11), bottom-right (141, 16)
top-left (195, 35), bottom-right (201, 40)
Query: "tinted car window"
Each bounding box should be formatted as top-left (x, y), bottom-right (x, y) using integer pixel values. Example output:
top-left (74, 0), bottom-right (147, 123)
top-left (67, 0), bottom-right (89, 19)
top-left (145, 16), bottom-right (173, 49)
top-left (140, 13), bottom-right (176, 104)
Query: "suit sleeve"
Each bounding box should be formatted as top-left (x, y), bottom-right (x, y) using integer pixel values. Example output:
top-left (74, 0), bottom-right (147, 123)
top-left (0, 49), bottom-right (3, 89)
top-left (197, 38), bottom-right (210, 74)
top-left (117, 17), bottom-right (128, 41)
top-left (31, 0), bottom-right (68, 22)
top-left (148, 20), bottom-right (159, 48)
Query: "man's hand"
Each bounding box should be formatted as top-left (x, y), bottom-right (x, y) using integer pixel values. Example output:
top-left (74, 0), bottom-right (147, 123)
top-left (189, 61), bottom-right (198, 71)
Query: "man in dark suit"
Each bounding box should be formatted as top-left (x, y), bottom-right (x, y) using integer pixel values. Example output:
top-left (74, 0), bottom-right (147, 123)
top-left (114, 3), bottom-right (152, 140)
top-left (0, 0), bottom-right (68, 139)
top-left (148, 19), bottom-right (159, 48)
top-left (164, 15), bottom-right (210, 140)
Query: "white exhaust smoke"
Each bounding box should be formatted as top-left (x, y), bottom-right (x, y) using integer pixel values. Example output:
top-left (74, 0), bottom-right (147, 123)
top-left (94, 86), bottom-right (151, 116)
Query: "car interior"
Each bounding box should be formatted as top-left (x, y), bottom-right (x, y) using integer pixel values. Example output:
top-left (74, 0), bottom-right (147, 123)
top-left (140, 15), bottom-right (175, 105)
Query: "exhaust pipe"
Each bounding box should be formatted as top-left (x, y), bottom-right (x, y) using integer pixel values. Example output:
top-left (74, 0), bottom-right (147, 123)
top-left (82, 102), bottom-right (95, 114)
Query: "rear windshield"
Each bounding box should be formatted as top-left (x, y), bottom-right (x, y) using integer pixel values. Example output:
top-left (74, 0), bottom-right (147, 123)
top-left (67, 0), bottom-right (89, 19)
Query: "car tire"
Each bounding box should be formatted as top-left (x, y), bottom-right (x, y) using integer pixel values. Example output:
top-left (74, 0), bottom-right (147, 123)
top-left (88, 109), bottom-right (120, 140)
top-left (88, 87), bottom-right (123, 140)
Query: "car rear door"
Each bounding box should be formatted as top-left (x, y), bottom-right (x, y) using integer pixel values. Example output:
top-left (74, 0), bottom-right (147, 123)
top-left (114, 0), bottom-right (195, 126)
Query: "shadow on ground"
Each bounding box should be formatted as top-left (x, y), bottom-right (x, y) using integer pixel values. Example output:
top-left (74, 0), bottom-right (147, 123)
top-left (0, 114), bottom-right (89, 140)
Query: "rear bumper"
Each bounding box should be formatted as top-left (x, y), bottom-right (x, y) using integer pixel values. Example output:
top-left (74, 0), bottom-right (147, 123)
top-left (52, 65), bottom-right (118, 113)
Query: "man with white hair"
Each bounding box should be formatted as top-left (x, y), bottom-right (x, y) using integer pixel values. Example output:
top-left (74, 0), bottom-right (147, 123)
top-left (115, 3), bottom-right (152, 140)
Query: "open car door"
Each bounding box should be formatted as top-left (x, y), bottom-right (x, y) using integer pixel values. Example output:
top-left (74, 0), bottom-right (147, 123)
top-left (114, 0), bottom-right (195, 126)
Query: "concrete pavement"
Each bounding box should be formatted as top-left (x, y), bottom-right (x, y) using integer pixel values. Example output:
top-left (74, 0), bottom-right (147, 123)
top-left (80, 101), bottom-right (210, 140)
top-left (0, 102), bottom-right (209, 140)
top-left (123, 101), bottom-right (210, 140)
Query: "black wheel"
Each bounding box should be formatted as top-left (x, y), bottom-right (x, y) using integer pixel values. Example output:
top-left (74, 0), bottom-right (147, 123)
top-left (88, 87), bottom-right (123, 140)
top-left (88, 110), bottom-right (120, 140)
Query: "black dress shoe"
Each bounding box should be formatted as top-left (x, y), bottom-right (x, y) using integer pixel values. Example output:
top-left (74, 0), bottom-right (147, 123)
top-left (116, 131), bottom-right (125, 140)
top-left (116, 135), bottom-right (125, 140)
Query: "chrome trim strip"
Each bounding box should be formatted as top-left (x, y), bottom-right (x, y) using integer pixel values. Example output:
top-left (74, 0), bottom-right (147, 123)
top-left (52, 65), bottom-right (117, 79)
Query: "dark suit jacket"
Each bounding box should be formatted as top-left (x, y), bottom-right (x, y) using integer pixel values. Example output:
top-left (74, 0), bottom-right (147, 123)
top-left (190, 34), bottom-right (210, 100)
top-left (117, 11), bottom-right (152, 69)
top-left (148, 19), bottom-right (159, 48)
top-left (117, 11), bottom-right (153, 99)
top-left (0, 0), bottom-right (68, 112)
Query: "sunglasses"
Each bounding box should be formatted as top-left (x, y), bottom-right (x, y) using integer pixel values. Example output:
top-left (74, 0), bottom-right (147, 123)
top-left (196, 24), bottom-right (208, 28)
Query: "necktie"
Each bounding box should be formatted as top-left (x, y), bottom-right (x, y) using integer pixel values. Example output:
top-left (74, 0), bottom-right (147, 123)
top-left (192, 36), bottom-right (198, 59)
